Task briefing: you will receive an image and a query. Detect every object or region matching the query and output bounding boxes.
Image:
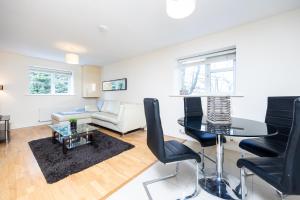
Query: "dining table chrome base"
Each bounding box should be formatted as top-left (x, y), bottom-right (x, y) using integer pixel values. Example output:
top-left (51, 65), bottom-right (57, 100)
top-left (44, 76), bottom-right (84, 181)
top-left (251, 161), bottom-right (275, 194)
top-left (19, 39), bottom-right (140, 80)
top-left (199, 177), bottom-right (241, 200)
top-left (177, 99), bottom-right (277, 200)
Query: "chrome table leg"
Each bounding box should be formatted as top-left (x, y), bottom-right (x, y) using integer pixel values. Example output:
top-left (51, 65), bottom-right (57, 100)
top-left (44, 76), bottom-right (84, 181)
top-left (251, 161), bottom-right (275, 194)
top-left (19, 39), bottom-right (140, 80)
top-left (199, 134), bottom-right (240, 199)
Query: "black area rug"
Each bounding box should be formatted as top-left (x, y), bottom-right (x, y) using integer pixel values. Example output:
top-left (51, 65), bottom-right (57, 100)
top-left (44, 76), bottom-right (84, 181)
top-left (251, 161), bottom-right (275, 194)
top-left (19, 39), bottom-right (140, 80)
top-left (28, 131), bottom-right (134, 184)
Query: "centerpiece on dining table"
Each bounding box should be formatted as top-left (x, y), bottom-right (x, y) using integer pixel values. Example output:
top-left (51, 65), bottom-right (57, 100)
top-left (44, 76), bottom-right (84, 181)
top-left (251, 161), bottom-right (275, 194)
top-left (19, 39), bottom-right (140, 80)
top-left (207, 96), bottom-right (232, 124)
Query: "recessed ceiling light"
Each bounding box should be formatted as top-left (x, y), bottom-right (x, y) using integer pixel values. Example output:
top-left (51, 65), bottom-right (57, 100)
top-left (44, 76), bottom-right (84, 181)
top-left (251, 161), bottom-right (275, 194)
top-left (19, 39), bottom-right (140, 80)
top-left (98, 25), bottom-right (109, 33)
top-left (166, 0), bottom-right (196, 19)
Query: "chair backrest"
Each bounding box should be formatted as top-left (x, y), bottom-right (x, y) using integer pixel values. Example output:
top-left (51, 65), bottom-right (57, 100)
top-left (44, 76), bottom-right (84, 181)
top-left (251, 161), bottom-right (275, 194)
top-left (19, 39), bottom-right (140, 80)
top-left (184, 97), bottom-right (203, 117)
top-left (281, 98), bottom-right (300, 195)
top-left (143, 98), bottom-right (166, 162)
top-left (265, 96), bottom-right (299, 142)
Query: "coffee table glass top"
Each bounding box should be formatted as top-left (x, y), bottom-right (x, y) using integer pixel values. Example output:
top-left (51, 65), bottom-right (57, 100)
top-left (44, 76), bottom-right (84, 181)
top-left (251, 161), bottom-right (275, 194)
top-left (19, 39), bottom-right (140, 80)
top-left (49, 123), bottom-right (98, 137)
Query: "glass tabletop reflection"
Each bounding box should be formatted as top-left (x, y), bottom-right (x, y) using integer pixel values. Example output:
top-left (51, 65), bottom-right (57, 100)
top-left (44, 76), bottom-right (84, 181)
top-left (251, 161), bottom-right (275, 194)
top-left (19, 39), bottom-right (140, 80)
top-left (49, 123), bottom-right (98, 137)
top-left (178, 116), bottom-right (278, 137)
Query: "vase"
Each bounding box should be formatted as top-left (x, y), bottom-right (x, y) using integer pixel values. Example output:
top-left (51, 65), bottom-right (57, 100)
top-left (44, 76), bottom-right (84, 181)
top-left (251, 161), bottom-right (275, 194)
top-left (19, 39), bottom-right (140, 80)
top-left (70, 121), bottom-right (77, 130)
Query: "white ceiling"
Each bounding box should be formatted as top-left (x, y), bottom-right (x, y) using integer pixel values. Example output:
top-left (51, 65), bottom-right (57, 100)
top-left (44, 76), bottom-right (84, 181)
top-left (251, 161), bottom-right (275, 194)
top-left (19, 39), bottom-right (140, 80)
top-left (0, 0), bottom-right (300, 66)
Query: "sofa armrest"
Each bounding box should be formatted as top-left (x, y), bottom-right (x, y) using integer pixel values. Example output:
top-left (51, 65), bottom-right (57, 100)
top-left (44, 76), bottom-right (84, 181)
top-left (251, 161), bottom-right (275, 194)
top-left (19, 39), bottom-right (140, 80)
top-left (117, 103), bottom-right (146, 133)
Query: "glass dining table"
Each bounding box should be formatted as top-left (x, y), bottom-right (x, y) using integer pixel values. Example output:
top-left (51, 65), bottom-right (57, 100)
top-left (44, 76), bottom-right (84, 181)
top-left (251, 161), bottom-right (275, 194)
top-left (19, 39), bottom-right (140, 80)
top-left (177, 116), bottom-right (278, 200)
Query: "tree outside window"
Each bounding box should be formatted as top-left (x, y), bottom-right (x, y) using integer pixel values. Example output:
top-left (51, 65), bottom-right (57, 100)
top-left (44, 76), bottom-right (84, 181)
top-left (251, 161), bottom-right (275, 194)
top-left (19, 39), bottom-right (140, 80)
top-left (179, 49), bottom-right (236, 95)
top-left (29, 68), bottom-right (73, 95)
top-left (29, 71), bottom-right (52, 94)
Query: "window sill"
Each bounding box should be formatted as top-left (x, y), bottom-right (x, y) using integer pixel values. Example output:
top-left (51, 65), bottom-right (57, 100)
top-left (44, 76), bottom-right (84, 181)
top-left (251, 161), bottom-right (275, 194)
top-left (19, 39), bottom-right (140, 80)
top-left (169, 94), bottom-right (243, 97)
top-left (26, 94), bottom-right (76, 96)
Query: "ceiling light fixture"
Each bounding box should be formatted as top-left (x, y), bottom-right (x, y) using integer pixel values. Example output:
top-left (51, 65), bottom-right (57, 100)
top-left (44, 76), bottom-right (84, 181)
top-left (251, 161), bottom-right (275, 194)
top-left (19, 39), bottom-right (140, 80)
top-left (65, 53), bottom-right (79, 64)
top-left (166, 0), bottom-right (196, 19)
top-left (56, 42), bottom-right (87, 53)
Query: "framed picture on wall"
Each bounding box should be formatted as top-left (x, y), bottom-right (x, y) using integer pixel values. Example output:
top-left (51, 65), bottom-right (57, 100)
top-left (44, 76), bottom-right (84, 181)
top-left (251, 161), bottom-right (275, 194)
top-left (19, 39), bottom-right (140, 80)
top-left (102, 78), bottom-right (127, 91)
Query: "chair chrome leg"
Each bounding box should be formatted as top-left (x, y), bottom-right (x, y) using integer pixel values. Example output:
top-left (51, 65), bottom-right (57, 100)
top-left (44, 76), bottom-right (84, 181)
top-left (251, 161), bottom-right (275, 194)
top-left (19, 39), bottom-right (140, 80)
top-left (240, 167), bottom-right (246, 200)
top-left (198, 150), bottom-right (216, 164)
top-left (143, 161), bottom-right (201, 200)
top-left (201, 148), bottom-right (205, 171)
top-left (240, 151), bottom-right (254, 176)
top-left (276, 190), bottom-right (287, 200)
top-left (143, 163), bottom-right (179, 200)
top-left (183, 161), bottom-right (200, 200)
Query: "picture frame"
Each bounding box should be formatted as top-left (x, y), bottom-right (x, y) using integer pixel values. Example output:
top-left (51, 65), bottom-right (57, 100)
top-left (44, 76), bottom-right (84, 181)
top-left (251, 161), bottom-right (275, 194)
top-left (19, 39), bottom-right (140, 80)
top-left (102, 78), bottom-right (127, 91)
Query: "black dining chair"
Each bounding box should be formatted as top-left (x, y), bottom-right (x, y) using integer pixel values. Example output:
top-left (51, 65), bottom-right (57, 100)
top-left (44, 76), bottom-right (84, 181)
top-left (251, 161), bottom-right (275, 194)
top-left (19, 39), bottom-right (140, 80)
top-left (143, 98), bottom-right (201, 200)
top-left (184, 97), bottom-right (223, 170)
top-left (237, 97), bottom-right (300, 200)
top-left (239, 96), bottom-right (298, 158)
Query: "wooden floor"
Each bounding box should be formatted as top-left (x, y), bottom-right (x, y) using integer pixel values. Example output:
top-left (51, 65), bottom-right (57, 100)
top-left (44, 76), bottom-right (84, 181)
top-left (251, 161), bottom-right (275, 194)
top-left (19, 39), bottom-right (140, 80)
top-left (0, 125), bottom-right (159, 200)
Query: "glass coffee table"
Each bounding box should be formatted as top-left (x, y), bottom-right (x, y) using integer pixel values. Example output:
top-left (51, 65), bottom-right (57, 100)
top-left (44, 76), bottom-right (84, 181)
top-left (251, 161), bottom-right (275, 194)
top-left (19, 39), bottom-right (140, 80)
top-left (49, 123), bottom-right (99, 154)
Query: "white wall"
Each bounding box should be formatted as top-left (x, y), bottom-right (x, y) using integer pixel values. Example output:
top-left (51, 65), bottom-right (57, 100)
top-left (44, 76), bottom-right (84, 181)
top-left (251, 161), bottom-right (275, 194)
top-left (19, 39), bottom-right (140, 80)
top-left (0, 51), bottom-right (96, 128)
top-left (102, 9), bottom-right (300, 138)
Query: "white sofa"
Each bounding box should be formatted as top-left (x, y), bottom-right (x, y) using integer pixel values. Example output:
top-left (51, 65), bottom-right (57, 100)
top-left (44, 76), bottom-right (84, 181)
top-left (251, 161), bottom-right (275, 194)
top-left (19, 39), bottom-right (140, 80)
top-left (51, 100), bottom-right (146, 136)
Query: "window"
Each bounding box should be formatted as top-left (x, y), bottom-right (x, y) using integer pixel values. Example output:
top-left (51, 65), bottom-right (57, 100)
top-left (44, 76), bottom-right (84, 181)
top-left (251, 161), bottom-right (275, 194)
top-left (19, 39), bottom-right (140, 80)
top-left (29, 67), bottom-right (73, 95)
top-left (179, 48), bottom-right (236, 95)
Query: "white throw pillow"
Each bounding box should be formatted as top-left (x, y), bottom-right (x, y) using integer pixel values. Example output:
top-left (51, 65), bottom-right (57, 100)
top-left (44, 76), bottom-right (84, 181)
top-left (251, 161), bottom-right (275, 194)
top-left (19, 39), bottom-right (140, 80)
top-left (85, 105), bottom-right (99, 112)
top-left (101, 101), bottom-right (120, 115)
top-left (96, 99), bottom-right (104, 110)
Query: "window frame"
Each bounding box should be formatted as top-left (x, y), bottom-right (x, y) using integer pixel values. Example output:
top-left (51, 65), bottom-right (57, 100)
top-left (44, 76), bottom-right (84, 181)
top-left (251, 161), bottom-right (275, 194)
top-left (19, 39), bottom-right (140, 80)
top-left (206, 58), bottom-right (236, 94)
top-left (28, 67), bottom-right (74, 96)
top-left (178, 48), bottom-right (236, 95)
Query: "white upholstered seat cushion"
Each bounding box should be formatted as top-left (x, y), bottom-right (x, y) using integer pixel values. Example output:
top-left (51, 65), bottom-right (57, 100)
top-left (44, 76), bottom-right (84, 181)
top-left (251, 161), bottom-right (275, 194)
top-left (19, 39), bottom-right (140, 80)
top-left (85, 105), bottom-right (99, 112)
top-left (101, 101), bottom-right (120, 115)
top-left (91, 112), bottom-right (119, 124)
top-left (51, 112), bottom-right (93, 122)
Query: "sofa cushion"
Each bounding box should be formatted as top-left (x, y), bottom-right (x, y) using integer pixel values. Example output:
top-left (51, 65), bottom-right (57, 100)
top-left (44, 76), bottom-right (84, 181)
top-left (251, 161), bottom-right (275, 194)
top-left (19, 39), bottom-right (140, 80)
top-left (101, 101), bottom-right (120, 115)
top-left (85, 105), bottom-right (99, 112)
top-left (57, 110), bottom-right (84, 115)
top-left (92, 112), bottom-right (119, 124)
top-left (97, 99), bottom-right (104, 111)
top-left (52, 112), bottom-right (92, 122)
